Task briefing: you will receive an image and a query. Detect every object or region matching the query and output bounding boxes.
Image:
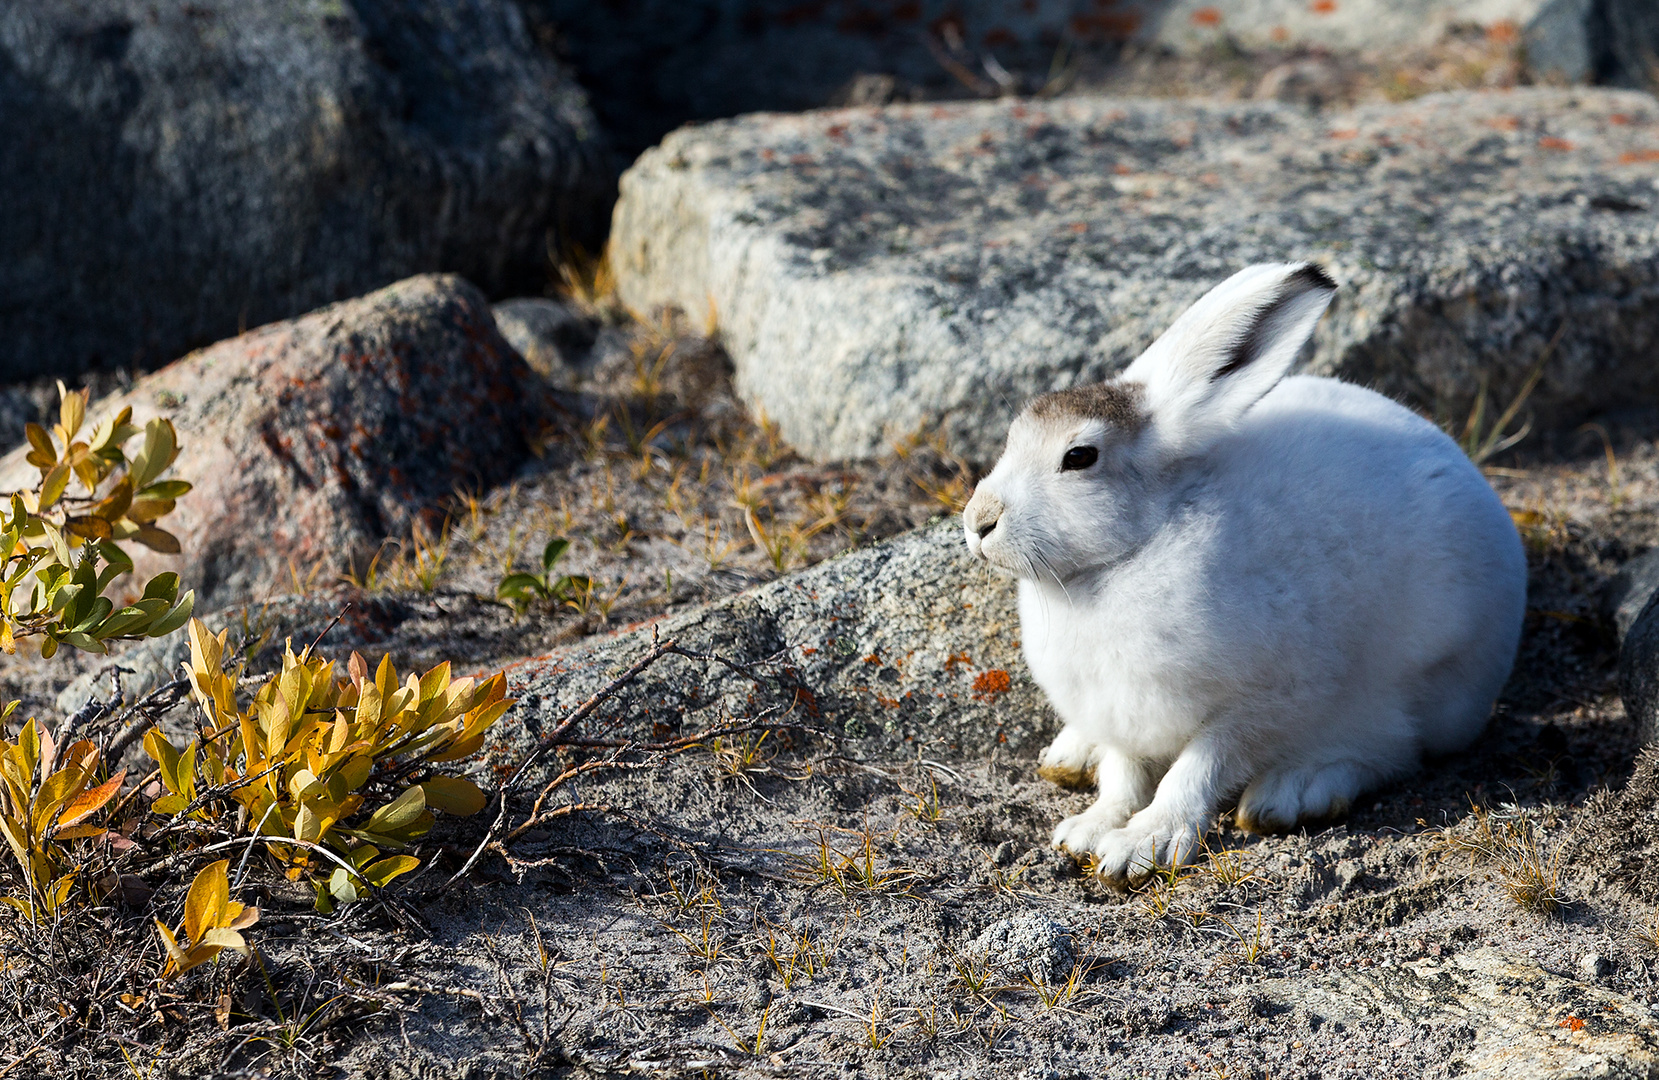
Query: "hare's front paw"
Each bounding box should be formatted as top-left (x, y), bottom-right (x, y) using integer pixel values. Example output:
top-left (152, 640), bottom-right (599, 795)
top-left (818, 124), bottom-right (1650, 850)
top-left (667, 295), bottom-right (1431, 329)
top-left (1057, 812), bottom-right (1205, 886)
top-left (1037, 727), bottom-right (1100, 790)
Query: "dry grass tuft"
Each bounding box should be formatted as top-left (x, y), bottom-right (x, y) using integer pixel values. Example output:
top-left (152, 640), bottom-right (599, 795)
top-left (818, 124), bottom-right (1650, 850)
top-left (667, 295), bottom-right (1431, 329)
top-left (1429, 802), bottom-right (1570, 916)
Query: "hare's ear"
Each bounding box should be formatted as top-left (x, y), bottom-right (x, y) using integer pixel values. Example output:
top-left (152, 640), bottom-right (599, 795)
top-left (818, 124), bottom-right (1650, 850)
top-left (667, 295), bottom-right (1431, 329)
top-left (1121, 263), bottom-right (1336, 455)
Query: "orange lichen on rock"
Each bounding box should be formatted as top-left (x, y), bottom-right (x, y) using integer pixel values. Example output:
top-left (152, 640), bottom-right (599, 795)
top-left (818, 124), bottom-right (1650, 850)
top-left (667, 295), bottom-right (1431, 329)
top-left (972, 669), bottom-right (1012, 699)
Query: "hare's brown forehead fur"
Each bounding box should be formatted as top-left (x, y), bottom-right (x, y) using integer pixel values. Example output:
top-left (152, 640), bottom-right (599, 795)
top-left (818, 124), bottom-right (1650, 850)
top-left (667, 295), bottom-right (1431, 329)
top-left (1025, 382), bottom-right (1146, 432)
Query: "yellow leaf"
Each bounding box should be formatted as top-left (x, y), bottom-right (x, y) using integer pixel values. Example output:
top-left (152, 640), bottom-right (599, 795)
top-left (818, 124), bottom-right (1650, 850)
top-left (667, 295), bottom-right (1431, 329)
top-left (89, 476), bottom-right (133, 521)
top-left (362, 855), bottom-right (420, 888)
top-left (196, 927), bottom-right (249, 957)
top-left (183, 859), bottom-right (230, 947)
top-left (64, 516), bottom-right (113, 541)
top-left (144, 729), bottom-right (183, 795)
top-left (424, 732), bottom-right (486, 763)
top-left (58, 387), bottom-right (87, 442)
top-left (39, 461), bottom-right (70, 509)
top-left (154, 916), bottom-right (190, 974)
top-left (24, 424), bottom-right (55, 468)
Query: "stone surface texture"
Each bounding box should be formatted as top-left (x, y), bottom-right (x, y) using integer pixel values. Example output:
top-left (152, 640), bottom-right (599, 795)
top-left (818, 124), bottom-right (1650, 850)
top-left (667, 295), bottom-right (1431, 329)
top-left (1264, 948), bottom-right (1659, 1079)
top-left (0, 275), bottom-right (552, 610)
top-left (54, 520), bottom-right (1036, 768)
top-left (1149, 0), bottom-right (1604, 80)
top-left (615, 88), bottom-right (1659, 462)
top-left (0, 0), bottom-right (609, 380)
top-left (484, 520), bottom-right (1039, 767)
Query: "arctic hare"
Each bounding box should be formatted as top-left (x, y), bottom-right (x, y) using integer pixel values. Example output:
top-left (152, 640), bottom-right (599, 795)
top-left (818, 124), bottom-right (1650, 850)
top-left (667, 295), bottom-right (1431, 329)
top-left (962, 262), bottom-right (1526, 884)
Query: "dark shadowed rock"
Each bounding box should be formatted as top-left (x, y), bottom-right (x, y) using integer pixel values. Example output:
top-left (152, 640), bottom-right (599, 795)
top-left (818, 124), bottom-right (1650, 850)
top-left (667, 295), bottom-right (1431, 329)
top-left (1621, 589), bottom-right (1659, 744)
top-left (1605, 549), bottom-right (1659, 642)
top-left (613, 88), bottom-right (1659, 462)
top-left (0, 275), bottom-right (553, 610)
top-left (0, 0), bottom-right (609, 381)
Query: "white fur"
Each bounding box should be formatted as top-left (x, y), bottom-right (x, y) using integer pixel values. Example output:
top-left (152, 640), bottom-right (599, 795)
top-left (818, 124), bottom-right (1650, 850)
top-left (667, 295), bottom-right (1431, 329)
top-left (962, 263), bottom-right (1526, 885)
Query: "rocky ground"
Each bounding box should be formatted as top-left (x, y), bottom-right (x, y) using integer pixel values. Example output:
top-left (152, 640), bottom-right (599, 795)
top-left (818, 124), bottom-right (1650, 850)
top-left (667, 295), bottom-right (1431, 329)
top-left (9, 4), bottom-right (1659, 1078)
top-left (9, 314), bottom-right (1659, 1078)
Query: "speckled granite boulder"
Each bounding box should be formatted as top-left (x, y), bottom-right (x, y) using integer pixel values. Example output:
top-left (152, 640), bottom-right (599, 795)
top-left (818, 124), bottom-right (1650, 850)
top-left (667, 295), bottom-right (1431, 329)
top-left (1148, 0), bottom-right (1612, 81)
top-left (0, 275), bottom-right (551, 610)
top-left (613, 88), bottom-right (1659, 462)
top-left (0, 0), bottom-right (609, 380)
top-left (483, 520), bottom-right (1039, 768)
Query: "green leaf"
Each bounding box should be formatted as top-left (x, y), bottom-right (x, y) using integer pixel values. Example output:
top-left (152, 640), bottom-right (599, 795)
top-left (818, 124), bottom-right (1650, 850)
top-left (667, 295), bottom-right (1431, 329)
top-left (96, 598), bottom-right (168, 639)
top-left (313, 879), bottom-right (336, 914)
top-left (71, 597), bottom-right (113, 633)
top-left (152, 794), bottom-right (188, 815)
top-left (146, 592), bottom-right (194, 638)
top-left (541, 538), bottom-right (570, 573)
top-left (361, 786), bottom-right (427, 836)
top-left (141, 572), bottom-right (180, 602)
top-left (328, 867), bottom-right (360, 905)
top-left (496, 573), bottom-right (548, 601)
top-left (138, 480), bottom-right (192, 500)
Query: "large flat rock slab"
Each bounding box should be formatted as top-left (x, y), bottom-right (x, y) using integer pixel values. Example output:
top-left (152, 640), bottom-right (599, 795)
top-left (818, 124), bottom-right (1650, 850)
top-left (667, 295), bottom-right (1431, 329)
top-left (613, 88), bottom-right (1659, 462)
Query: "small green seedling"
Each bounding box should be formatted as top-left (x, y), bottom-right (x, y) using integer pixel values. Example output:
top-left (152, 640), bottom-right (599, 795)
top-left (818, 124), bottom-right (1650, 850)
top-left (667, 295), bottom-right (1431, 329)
top-left (496, 538), bottom-right (593, 614)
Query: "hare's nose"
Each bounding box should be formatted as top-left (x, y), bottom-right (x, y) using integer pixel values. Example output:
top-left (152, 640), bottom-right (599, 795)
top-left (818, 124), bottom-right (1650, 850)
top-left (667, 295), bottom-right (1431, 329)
top-left (965, 489), bottom-right (1005, 539)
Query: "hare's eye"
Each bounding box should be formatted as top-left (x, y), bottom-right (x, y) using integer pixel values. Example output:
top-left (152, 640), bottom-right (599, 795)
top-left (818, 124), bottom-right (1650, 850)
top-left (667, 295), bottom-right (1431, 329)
top-left (1060, 445), bottom-right (1098, 472)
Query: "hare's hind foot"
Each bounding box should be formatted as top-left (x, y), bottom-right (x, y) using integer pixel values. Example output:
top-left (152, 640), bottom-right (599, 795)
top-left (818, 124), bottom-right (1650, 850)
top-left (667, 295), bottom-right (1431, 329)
top-left (1235, 760), bottom-right (1378, 834)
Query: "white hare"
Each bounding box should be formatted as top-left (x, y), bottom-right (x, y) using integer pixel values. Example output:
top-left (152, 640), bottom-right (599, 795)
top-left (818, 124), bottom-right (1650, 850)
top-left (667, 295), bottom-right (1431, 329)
top-left (962, 262), bottom-right (1526, 885)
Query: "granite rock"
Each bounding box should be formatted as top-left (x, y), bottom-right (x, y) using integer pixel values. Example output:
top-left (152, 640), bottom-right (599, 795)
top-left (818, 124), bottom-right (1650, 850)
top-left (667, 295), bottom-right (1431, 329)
top-left (483, 520), bottom-right (1039, 770)
top-left (0, 275), bottom-right (552, 611)
top-left (0, 0), bottom-right (609, 381)
top-left (56, 520), bottom-right (1038, 772)
top-left (612, 88), bottom-right (1659, 462)
top-left (1264, 948), bottom-right (1659, 1079)
top-left (1147, 0), bottom-right (1608, 81)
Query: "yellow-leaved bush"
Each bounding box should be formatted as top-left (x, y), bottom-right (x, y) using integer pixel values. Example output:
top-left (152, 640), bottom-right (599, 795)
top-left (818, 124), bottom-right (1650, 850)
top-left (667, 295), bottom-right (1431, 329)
top-left (147, 619), bottom-right (510, 911)
top-left (0, 713), bottom-right (125, 921)
top-left (5, 383), bottom-right (195, 656)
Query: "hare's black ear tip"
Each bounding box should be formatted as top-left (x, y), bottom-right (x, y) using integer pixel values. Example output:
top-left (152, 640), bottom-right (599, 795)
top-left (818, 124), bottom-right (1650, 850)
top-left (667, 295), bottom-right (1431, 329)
top-left (1291, 263), bottom-right (1338, 294)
